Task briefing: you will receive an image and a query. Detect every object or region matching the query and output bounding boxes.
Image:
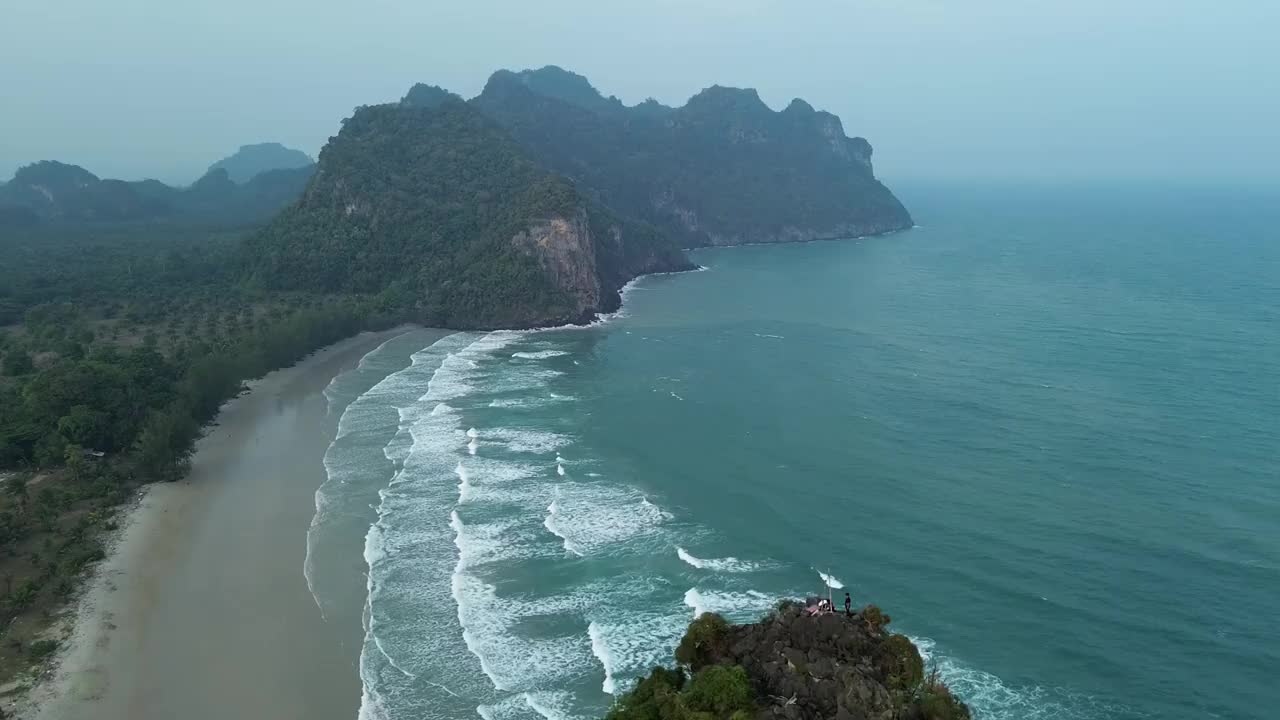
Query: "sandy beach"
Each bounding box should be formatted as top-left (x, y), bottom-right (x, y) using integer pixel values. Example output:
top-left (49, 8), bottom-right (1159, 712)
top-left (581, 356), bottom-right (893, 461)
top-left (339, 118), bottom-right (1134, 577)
top-left (25, 328), bottom-right (413, 720)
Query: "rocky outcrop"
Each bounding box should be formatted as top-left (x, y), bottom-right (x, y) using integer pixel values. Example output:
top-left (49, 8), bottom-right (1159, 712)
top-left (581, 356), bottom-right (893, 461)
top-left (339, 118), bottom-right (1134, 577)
top-left (646, 603), bottom-right (971, 720)
top-left (513, 211), bottom-right (602, 323)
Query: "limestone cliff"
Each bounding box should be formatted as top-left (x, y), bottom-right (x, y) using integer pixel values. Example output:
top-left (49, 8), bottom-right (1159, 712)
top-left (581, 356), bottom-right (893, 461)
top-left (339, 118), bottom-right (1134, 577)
top-left (512, 211), bottom-right (602, 323)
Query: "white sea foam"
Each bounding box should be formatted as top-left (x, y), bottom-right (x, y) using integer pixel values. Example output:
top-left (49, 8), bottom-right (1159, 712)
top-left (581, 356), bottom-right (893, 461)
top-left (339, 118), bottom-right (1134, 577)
top-left (818, 571), bottom-right (845, 589)
top-left (683, 588), bottom-right (775, 620)
top-left (544, 497), bottom-right (584, 556)
top-left (541, 487), bottom-right (672, 556)
top-left (456, 463), bottom-right (473, 503)
top-left (513, 350), bottom-right (571, 360)
top-left (557, 463), bottom-right (565, 477)
top-left (487, 428), bottom-right (573, 454)
top-left (676, 547), bottom-right (761, 573)
top-left (588, 621), bottom-right (616, 694)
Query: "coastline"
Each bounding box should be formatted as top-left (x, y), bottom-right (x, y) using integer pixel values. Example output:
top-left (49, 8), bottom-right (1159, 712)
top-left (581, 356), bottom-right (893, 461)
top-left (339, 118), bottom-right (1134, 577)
top-left (20, 328), bottom-right (410, 720)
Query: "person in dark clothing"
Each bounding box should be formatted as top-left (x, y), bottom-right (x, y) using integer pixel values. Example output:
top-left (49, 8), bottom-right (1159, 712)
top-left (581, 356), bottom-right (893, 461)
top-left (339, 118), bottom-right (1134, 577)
top-left (844, 593), bottom-right (852, 616)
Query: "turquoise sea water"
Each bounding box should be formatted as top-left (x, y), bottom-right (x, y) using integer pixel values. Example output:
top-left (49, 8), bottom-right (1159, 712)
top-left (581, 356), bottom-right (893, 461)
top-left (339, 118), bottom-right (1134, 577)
top-left (311, 182), bottom-right (1279, 720)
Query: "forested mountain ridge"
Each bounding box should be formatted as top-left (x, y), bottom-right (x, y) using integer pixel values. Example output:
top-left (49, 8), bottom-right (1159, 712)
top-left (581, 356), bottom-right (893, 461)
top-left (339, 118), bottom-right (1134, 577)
top-left (0, 158), bottom-right (313, 227)
top-left (244, 98), bottom-right (691, 329)
top-left (471, 66), bottom-right (913, 247)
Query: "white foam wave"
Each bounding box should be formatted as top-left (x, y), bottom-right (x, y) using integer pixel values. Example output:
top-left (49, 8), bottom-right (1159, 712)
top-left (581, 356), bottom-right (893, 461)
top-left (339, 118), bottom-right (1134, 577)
top-left (541, 488), bottom-right (672, 556)
top-left (455, 463), bottom-right (473, 503)
top-left (676, 547), bottom-right (760, 573)
top-left (487, 428), bottom-right (573, 454)
top-left (512, 350), bottom-right (571, 360)
top-left (588, 621), bottom-right (616, 694)
top-left (544, 497), bottom-right (584, 556)
top-left (911, 636), bottom-right (1137, 720)
top-left (557, 463), bottom-right (565, 477)
top-left (683, 588), bottom-right (775, 621)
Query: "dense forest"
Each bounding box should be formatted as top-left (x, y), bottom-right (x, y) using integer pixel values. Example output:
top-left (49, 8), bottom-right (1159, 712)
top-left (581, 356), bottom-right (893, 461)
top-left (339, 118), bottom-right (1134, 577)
top-left (244, 98), bottom-right (689, 328)
top-left (469, 66), bottom-right (913, 247)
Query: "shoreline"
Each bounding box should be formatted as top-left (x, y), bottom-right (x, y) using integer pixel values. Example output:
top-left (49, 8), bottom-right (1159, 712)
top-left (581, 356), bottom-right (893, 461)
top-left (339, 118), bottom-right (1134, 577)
top-left (20, 328), bottom-right (410, 720)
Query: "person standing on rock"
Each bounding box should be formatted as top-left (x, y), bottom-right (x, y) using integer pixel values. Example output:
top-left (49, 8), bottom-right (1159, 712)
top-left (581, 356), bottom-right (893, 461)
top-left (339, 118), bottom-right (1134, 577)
top-left (844, 593), bottom-right (852, 616)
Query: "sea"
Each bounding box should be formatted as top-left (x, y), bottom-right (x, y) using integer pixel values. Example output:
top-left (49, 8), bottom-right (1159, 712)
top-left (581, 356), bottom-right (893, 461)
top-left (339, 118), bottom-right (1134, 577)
top-left (306, 181), bottom-right (1279, 720)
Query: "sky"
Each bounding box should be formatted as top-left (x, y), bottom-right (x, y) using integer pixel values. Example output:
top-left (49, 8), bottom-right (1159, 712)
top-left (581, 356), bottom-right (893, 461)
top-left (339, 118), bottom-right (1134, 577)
top-left (2, 0), bottom-right (1276, 185)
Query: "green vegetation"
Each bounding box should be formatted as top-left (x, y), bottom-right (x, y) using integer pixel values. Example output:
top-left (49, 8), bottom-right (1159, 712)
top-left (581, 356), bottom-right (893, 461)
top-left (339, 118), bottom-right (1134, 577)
top-left (607, 665), bottom-right (756, 720)
top-left (472, 66), bottom-right (913, 247)
top-left (0, 213), bottom-right (404, 683)
top-left (244, 99), bottom-right (687, 328)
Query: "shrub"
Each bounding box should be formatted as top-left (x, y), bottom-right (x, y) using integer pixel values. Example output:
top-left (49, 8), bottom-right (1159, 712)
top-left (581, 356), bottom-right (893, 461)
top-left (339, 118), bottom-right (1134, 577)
top-left (907, 668), bottom-right (972, 720)
top-left (683, 665), bottom-right (755, 717)
top-left (861, 604), bottom-right (891, 633)
top-left (27, 639), bottom-right (58, 661)
top-left (878, 633), bottom-right (924, 691)
top-left (675, 613), bottom-right (730, 671)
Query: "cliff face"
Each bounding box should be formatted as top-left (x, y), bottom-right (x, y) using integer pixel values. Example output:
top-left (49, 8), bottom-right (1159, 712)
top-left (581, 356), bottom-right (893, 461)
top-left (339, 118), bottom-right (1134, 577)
top-left (472, 67), bottom-right (913, 248)
top-left (512, 211), bottom-right (602, 323)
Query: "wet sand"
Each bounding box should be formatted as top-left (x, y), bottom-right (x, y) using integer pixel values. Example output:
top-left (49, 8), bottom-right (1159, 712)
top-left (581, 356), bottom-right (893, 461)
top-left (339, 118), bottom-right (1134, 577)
top-left (28, 329), bottom-right (411, 720)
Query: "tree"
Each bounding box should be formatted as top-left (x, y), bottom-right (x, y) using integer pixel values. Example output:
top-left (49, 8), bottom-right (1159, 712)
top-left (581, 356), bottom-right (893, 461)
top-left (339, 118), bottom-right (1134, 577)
top-left (57, 405), bottom-right (110, 450)
top-left (675, 612), bottom-right (731, 671)
top-left (4, 476), bottom-right (28, 514)
top-left (2, 349), bottom-right (33, 376)
top-left (133, 404), bottom-right (198, 482)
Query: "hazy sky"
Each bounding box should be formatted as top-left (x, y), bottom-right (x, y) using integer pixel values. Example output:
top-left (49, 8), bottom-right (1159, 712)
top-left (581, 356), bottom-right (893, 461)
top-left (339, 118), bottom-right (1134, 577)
top-left (2, 0), bottom-right (1276, 185)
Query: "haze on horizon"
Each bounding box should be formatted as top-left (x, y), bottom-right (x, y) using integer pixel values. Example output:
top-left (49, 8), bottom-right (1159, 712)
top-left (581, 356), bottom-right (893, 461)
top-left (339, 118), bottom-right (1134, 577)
top-left (2, 0), bottom-right (1276, 186)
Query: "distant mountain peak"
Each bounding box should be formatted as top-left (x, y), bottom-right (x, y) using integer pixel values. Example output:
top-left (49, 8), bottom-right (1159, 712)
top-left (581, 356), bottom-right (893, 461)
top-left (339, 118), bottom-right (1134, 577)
top-left (488, 65), bottom-right (626, 116)
top-left (401, 83), bottom-right (464, 108)
top-left (684, 85), bottom-right (772, 115)
top-left (206, 142), bottom-right (313, 184)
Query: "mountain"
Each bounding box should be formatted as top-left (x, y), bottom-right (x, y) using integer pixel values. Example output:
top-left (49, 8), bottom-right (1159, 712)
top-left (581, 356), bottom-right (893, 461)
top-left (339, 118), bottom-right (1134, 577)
top-left (609, 605), bottom-right (970, 720)
top-left (471, 66), bottom-right (912, 247)
top-left (244, 98), bottom-right (691, 328)
top-left (205, 142), bottom-right (314, 184)
top-left (0, 160), bottom-right (313, 227)
top-left (0, 161), bottom-right (170, 222)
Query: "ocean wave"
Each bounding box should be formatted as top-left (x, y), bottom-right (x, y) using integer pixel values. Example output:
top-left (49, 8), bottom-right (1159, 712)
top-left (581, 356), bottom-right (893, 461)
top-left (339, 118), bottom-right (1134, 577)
top-left (818, 570), bottom-right (845, 589)
top-left (587, 621), bottom-right (616, 694)
top-left (912, 637), bottom-right (1142, 720)
top-left (486, 428), bottom-right (573, 455)
top-left (512, 350), bottom-right (571, 360)
top-left (676, 547), bottom-right (761, 573)
top-left (543, 497), bottom-right (583, 557)
top-left (541, 486), bottom-right (672, 556)
top-left (683, 588), bottom-right (775, 621)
